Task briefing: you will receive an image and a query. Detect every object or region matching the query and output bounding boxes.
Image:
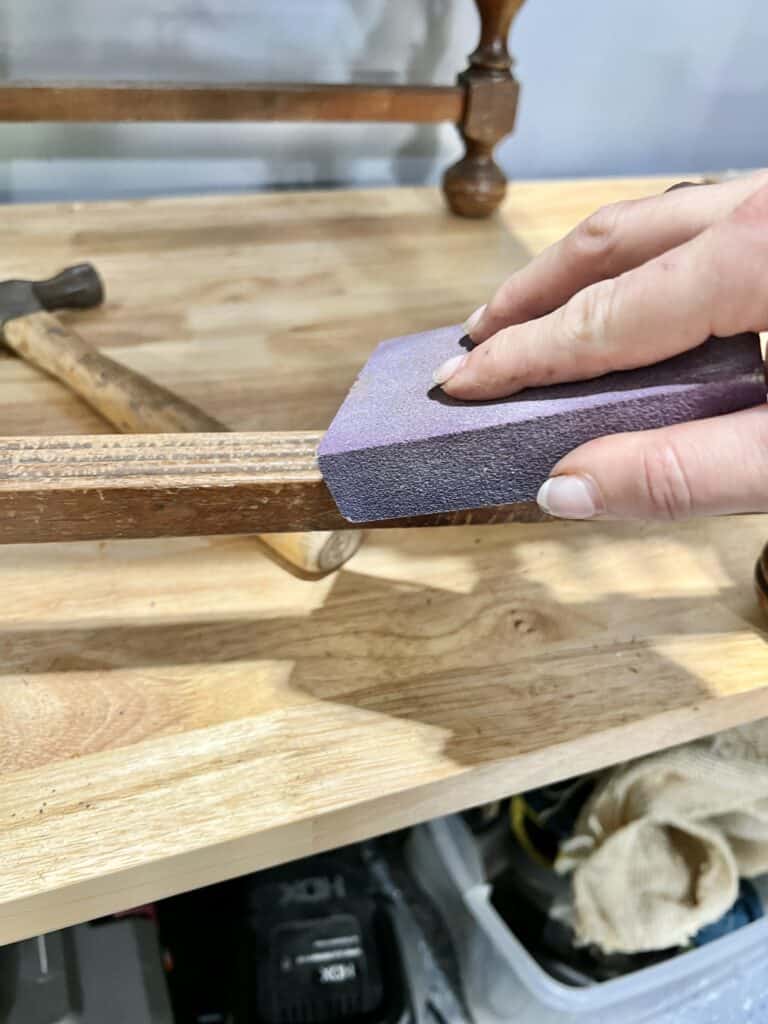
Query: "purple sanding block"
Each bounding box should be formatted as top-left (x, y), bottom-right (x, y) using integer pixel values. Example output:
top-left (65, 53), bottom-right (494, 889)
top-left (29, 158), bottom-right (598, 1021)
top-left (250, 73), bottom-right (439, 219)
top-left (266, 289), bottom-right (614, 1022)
top-left (318, 325), bottom-right (766, 522)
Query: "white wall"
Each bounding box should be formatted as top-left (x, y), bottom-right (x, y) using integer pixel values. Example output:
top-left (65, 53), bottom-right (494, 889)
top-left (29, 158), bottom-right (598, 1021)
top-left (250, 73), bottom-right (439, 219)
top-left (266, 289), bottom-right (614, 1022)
top-left (507, 0), bottom-right (768, 178)
top-left (0, 0), bottom-right (766, 203)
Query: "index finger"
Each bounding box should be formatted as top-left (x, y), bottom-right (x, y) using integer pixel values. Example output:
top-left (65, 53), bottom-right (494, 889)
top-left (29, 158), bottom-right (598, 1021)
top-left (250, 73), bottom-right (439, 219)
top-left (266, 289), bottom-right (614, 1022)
top-left (468, 171), bottom-right (768, 345)
top-left (437, 181), bottom-right (768, 401)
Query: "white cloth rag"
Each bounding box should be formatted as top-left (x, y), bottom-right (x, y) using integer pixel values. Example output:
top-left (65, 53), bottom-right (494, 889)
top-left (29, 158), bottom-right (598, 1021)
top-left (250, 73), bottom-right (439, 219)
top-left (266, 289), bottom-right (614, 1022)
top-left (555, 720), bottom-right (768, 953)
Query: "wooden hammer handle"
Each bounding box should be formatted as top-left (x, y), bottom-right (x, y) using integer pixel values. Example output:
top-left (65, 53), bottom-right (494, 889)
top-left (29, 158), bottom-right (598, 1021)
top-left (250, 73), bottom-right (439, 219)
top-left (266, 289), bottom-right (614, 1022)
top-left (4, 311), bottom-right (361, 578)
top-left (7, 311), bottom-right (223, 433)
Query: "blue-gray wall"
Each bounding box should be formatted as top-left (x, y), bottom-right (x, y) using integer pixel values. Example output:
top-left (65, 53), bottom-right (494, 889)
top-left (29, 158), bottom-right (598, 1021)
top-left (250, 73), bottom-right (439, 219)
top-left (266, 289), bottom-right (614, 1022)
top-left (0, 0), bottom-right (765, 202)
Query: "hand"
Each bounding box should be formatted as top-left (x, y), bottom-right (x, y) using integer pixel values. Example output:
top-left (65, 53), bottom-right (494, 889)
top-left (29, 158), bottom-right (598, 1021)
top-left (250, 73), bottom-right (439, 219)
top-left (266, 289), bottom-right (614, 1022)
top-left (433, 172), bottom-right (768, 520)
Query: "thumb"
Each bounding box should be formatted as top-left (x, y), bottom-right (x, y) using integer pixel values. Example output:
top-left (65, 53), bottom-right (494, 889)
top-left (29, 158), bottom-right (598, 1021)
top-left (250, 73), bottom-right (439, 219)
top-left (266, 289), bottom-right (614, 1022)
top-left (536, 405), bottom-right (768, 520)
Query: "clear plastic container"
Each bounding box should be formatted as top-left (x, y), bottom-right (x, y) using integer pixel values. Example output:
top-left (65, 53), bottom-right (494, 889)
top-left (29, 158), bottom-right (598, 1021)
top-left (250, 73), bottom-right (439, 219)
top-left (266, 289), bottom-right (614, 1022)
top-left (406, 815), bottom-right (768, 1024)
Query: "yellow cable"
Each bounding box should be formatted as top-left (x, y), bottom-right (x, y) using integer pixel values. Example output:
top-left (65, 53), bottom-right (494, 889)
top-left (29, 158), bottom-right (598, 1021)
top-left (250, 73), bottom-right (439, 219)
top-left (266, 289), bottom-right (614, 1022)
top-left (509, 796), bottom-right (554, 869)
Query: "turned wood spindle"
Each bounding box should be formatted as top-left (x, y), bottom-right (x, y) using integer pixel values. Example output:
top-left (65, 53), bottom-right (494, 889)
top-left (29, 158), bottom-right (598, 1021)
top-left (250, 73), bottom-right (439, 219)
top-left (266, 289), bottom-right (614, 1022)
top-left (755, 542), bottom-right (768, 618)
top-left (443, 0), bottom-right (526, 218)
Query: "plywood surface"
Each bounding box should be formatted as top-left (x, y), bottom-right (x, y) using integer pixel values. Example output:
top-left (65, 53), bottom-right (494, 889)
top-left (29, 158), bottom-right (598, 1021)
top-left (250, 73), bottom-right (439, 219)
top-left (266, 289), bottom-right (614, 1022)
top-left (1, 177), bottom-right (767, 943)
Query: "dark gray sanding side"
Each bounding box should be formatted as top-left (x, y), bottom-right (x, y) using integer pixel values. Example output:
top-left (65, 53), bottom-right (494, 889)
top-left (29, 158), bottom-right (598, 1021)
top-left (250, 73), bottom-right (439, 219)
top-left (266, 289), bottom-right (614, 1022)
top-left (318, 324), bottom-right (766, 522)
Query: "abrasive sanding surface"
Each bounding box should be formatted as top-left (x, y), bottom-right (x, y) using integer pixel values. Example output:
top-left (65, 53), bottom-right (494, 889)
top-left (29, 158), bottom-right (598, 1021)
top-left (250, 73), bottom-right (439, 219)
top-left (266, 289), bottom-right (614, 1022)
top-left (318, 325), bottom-right (766, 522)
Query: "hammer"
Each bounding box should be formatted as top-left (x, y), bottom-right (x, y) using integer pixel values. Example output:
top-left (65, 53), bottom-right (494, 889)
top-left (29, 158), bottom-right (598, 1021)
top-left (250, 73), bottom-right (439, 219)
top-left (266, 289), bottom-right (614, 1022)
top-left (0, 263), bottom-right (362, 578)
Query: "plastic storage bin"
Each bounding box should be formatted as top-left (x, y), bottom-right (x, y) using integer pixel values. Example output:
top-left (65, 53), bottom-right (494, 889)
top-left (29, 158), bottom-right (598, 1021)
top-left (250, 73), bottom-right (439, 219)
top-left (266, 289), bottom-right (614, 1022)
top-left (406, 815), bottom-right (768, 1024)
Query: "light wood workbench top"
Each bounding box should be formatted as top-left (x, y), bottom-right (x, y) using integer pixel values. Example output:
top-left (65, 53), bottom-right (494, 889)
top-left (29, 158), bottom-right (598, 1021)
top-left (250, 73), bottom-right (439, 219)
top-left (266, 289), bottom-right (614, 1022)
top-left (1, 177), bottom-right (767, 943)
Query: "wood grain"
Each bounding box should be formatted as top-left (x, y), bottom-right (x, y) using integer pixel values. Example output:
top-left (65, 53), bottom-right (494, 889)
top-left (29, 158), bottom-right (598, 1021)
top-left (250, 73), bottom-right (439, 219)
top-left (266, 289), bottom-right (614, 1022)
top-left (0, 177), bottom-right (691, 438)
top-left (0, 516), bottom-right (767, 943)
top-left (4, 311), bottom-right (360, 577)
top-left (0, 83), bottom-right (464, 123)
top-left (4, 312), bottom-right (223, 434)
top-left (0, 432), bottom-right (544, 542)
top-left (2, 176), bottom-right (761, 943)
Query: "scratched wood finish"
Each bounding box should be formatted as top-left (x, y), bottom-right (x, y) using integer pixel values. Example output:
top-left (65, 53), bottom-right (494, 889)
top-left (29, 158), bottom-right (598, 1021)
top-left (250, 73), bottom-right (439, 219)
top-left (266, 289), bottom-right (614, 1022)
top-left (0, 432), bottom-right (545, 542)
top-left (0, 83), bottom-right (464, 123)
top-left (4, 311), bottom-right (360, 577)
top-left (3, 177), bottom-right (766, 944)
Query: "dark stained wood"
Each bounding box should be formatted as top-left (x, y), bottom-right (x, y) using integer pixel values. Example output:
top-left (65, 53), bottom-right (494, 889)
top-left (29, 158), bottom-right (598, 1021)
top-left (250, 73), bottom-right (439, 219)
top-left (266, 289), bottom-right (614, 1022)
top-left (0, 432), bottom-right (545, 544)
top-left (0, 83), bottom-right (464, 124)
top-left (443, 0), bottom-right (526, 218)
top-left (755, 543), bottom-right (768, 619)
top-left (0, 11), bottom-right (527, 219)
top-left (4, 310), bottom-right (361, 578)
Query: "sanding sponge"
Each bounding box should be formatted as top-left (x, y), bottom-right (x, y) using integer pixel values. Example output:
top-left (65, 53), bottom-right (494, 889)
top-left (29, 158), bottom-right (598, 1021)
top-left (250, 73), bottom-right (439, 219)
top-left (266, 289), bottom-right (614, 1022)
top-left (318, 325), bottom-right (766, 522)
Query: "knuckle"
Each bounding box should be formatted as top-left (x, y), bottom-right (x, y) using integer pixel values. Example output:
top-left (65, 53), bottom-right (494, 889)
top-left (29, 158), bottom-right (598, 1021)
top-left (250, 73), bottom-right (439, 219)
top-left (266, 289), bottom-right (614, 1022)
top-left (567, 202), bottom-right (627, 269)
top-left (737, 179), bottom-right (768, 224)
top-left (482, 329), bottom-right (530, 385)
top-left (725, 180), bottom-right (768, 251)
top-left (708, 184), bottom-right (768, 332)
top-left (485, 282), bottom-right (519, 325)
top-left (562, 278), bottom-right (617, 353)
top-left (639, 438), bottom-right (694, 520)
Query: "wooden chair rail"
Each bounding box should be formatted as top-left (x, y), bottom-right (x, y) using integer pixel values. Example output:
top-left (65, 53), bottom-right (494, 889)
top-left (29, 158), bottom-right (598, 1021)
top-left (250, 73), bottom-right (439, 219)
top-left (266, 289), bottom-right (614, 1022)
top-left (0, 83), bottom-right (465, 125)
top-left (0, 432), bottom-right (544, 544)
top-left (0, 0), bottom-right (527, 216)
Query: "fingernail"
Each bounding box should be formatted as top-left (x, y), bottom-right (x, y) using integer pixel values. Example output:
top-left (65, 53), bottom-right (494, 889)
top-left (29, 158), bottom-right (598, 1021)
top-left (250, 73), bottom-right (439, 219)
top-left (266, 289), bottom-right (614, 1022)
top-left (432, 353), bottom-right (467, 386)
top-left (537, 475), bottom-right (604, 519)
top-left (463, 304), bottom-right (486, 336)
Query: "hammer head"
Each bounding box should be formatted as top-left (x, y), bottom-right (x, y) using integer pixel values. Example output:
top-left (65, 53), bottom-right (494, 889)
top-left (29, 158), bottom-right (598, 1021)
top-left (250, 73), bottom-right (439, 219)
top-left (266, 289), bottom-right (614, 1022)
top-left (0, 264), bottom-right (104, 327)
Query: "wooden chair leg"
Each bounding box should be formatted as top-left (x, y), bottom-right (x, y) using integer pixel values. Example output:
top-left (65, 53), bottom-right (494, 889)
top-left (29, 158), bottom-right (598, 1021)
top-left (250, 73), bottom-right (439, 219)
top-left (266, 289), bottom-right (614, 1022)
top-left (755, 543), bottom-right (768, 617)
top-left (443, 0), bottom-right (526, 218)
